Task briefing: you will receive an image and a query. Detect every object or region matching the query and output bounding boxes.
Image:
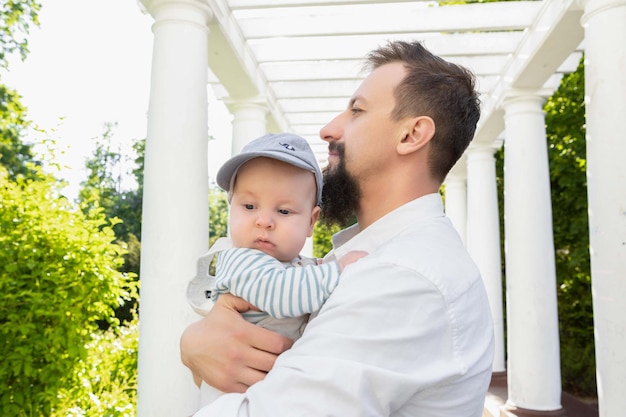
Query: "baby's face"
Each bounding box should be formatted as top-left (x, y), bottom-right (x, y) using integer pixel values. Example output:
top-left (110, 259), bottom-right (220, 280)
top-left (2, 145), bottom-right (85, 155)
top-left (228, 157), bottom-right (320, 262)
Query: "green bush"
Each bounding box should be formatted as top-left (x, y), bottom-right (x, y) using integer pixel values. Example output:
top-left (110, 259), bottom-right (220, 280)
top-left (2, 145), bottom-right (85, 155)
top-left (312, 221), bottom-right (342, 259)
top-left (53, 315), bottom-right (138, 417)
top-left (209, 187), bottom-right (228, 248)
top-left (0, 166), bottom-right (137, 415)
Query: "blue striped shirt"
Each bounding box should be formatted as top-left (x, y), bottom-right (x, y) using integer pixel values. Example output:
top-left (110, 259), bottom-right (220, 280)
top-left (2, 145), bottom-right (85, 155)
top-left (212, 248), bottom-right (341, 321)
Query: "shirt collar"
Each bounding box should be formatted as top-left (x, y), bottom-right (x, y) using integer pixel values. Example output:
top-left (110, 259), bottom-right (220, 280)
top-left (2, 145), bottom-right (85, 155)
top-left (326, 193), bottom-right (445, 261)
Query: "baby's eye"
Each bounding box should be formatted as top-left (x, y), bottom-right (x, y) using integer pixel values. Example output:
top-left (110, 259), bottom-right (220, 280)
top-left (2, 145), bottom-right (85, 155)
top-left (244, 204), bottom-right (254, 210)
top-left (278, 209), bottom-right (290, 215)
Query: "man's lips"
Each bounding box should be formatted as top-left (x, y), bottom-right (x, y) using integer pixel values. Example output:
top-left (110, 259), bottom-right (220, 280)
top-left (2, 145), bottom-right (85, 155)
top-left (328, 145), bottom-right (340, 156)
top-left (327, 144), bottom-right (342, 162)
top-left (327, 151), bottom-right (339, 162)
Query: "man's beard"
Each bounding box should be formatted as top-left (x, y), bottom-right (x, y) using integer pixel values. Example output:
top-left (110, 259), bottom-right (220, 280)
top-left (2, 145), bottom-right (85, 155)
top-left (320, 144), bottom-right (360, 228)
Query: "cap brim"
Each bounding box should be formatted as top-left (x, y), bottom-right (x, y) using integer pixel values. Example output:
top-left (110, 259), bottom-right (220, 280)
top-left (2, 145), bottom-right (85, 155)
top-left (216, 151), bottom-right (316, 192)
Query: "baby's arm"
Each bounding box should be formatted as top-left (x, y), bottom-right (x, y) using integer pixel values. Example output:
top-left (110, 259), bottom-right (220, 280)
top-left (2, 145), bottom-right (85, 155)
top-left (214, 248), bottom-right (362, 319)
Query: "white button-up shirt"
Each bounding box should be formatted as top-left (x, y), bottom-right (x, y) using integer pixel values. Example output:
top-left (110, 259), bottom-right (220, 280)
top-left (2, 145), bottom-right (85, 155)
top-left (194, 193), bottom-right (495, 417)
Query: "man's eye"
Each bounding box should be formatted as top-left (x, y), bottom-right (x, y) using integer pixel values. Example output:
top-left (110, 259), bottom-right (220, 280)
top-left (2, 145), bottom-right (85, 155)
top-left (278, 209), bottom-right (290, 215)
top-left (350, 107), bottom-right (362, 115)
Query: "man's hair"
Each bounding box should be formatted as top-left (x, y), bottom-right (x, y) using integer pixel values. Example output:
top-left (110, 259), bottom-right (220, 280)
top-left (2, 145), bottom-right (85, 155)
top-left (365, 40), bottom-right (481, 182)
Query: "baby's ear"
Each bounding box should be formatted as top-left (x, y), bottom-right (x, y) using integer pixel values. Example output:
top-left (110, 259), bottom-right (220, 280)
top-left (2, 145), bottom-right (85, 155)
top-left (308, 206), bottom-right (321, 236)
top-left (398, 116), bottom-right (435, 156)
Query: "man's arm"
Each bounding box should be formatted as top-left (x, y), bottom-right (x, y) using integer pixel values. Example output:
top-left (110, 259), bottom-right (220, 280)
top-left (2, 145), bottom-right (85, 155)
top-left (189, 259), bottom-right (493, 417)
top-left (180, 293), bottom-right (293, 392)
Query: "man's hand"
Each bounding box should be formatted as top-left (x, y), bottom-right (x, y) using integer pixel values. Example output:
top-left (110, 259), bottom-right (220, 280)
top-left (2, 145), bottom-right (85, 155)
top-left (180, 293), bottom-right (294, 393)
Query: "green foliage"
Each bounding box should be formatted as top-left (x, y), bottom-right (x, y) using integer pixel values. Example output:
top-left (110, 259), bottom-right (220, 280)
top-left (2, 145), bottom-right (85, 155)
top-left (0, 0), bottom-right (41, 69)
top-left (544, 57), bottom-right (595, 397)
top-left (209, 186), bottom-right (228, 246)
top-left (53, 315), bottom-right (138, 417)
top-left (103, 140), bottom-right (144, 244)
top-left (78, 130), bottom-right (145, 324)
top-left (79, 129), bottom-right (143, 243)
top-left (0, 84), bottom-right (38, 179)
top-left (0, 0), bottom-right (44, 179)
top-left (0, 4), bottom-right (39, 181)
top-left (0, 4), bottom-right (140, 412)
top-left (130, 139), bottom-right (144, 198)
top-left (312, 221), bottom-right (342, 258)
top-left (0, 165), bottom-right (137, 416)
top-left (494, 142), bottom-right (507, 360)
top-left (79, 123), bottom-right (122, 214)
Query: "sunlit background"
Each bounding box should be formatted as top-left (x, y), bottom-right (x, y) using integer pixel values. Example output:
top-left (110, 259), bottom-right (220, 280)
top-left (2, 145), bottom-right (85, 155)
top-left (1, 0), bottom-right (233, 200)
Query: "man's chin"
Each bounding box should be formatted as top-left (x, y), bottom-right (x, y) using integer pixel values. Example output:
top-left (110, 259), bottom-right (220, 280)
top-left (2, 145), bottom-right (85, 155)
top-left (321, 166), bottom-right (360, 228)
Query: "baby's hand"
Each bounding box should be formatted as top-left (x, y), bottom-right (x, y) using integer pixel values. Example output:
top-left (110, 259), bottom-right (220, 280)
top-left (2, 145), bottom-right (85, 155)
top-left (338, 250), bottom-right (368, 272)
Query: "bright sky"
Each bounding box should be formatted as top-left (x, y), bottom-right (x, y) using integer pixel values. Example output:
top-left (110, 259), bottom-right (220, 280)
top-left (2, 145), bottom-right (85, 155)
top-left (1, 0), bottom-right (232, 200)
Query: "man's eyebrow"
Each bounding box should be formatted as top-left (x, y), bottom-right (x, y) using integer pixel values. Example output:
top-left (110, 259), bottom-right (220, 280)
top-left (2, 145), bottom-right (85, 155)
top-left (348, 95), bottom-right (366, 108)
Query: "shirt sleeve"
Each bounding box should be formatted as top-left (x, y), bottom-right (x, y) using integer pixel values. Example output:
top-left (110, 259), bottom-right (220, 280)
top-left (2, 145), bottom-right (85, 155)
top-left (212, 248), bottom-right (341, 319)
top-left (193, 254), bottom-right (494, 417)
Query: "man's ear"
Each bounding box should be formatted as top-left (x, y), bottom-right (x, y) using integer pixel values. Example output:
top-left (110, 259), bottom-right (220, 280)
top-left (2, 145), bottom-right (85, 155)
top-left (397, 116), bottom-right (435, 156)
top-left (307, 206), bottom-right (321, 237)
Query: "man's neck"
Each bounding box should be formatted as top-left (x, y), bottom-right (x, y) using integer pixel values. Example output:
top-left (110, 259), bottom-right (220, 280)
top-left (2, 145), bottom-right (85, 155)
top-left (356, 186), bottom-right (437, 230)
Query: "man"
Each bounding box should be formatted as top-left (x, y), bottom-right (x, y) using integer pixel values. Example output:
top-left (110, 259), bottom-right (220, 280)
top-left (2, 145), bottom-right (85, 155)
top-left (181, 40), bottom-right (495, 417)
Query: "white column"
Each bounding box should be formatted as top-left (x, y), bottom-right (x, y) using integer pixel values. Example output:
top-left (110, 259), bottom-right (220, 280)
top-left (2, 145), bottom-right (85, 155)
top-left (226, 99), bottom-right (268, 154)
top-left (137, 2), bottom-right (211, 416)
top-left (502, 93), bottom-right (561, 411)
top-left (581, 1), bottom-right (626, 416)
top-left (445, 155), bottom-right (467, 245)
top-left (222, 98), bottom-right (268, 233)
top-left (466, 144), bottom-right (505, 373)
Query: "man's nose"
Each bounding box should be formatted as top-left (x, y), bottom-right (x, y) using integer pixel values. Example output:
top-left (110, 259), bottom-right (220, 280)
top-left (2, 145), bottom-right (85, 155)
top-left (320, 112), bottom-right (343, 143)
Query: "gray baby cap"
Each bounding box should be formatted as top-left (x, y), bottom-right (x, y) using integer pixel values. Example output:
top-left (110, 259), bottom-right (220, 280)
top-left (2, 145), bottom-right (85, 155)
top-left (216, 133), bottom-right (323, 206)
